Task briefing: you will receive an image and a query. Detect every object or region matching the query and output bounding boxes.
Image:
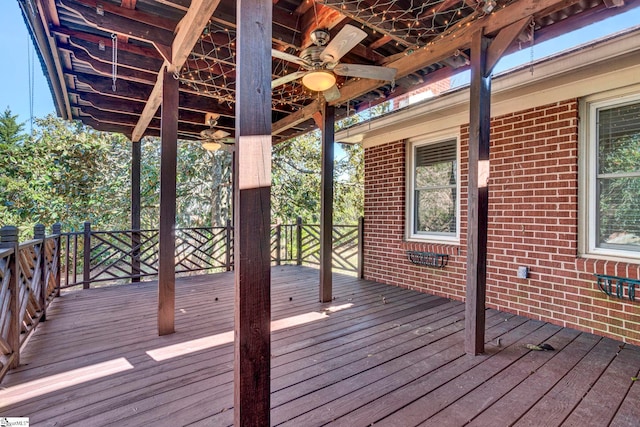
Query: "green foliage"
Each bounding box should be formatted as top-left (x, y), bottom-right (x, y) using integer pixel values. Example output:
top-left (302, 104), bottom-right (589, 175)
top-left (271, 130), bottom-right (364, 225)
top-left (1, 110), bottom-right (362, 237)
top-left (0, 107), bottom-right (26, 146)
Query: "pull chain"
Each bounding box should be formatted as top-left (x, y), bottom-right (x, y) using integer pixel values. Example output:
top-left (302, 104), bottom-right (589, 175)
top-left (111, 33), bottom-right (118, 92)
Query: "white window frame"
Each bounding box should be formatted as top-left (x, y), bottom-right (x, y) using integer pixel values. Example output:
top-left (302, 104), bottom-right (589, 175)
top-left (406, 131), bottom-right (460, 243)
top-left (579, 87), bottom-right (640, 262)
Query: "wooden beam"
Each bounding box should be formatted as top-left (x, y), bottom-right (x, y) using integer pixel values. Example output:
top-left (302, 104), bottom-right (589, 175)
top-left (465, 29), bottom-right (491, 356)
top-left (272, 100), bottom-right (320, 135)
top-left (338, 0), bottom-right (582, 103)
top-left (158, 67), bottom-right (178, 336)
top-left (319, 102), bottom-right (335, 303)
top-left (486, 17), bottom-right (532, 74)
top-left (131, 0), bottom-right (222, 142)
top-left (172, 0), bottom-right (222, 72)
top-left (57, 0), bottom-right (174, 47)
top-left (132, 73), bottom-right (164, 142)
top-left (234, 0), bottom-right (272, 425)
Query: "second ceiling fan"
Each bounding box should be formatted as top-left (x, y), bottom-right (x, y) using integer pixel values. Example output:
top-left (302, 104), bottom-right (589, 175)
top-left (272, 24), bottom-right (397, 101)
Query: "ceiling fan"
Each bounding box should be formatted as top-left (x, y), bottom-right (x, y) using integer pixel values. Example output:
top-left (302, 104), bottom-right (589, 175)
top-left (271, 24), bottom-right (397, 101)
top-left (199, 113), bottom-right (234, 152)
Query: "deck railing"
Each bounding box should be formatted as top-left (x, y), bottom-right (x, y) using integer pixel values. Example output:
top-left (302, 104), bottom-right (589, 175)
top-left (0, 224), bottom-right (61, 379)
top-left (0, 218), bottom-right (362, 381)
top-left (59, 217), bottom-right (363, 289)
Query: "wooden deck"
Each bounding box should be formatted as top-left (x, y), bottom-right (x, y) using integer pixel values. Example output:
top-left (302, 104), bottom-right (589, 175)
top-left (1, 266), bottom-right (639, 426)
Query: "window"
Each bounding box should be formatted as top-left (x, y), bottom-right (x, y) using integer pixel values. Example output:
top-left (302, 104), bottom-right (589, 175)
top-left (583, 93), bottom-right (640, 259)
top-left (407, 137), bottom-right (459, 242)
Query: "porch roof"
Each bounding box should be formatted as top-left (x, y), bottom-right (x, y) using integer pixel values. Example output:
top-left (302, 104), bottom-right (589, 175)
top-left (19, 0), bottom-right (640, 143)
top-left (2, 266), bottom-right (639, 425)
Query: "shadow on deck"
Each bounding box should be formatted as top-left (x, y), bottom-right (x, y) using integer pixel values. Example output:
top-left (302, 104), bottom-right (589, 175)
top-left (1, 266), bottom-right (639, 426)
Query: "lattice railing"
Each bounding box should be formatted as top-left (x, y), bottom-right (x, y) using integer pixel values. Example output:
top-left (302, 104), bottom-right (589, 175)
top-left (0, 224), bottom-right (61, 381)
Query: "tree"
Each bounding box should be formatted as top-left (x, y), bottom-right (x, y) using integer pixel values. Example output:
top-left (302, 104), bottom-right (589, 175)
top-left (0, 108), bottom-right (26, 145)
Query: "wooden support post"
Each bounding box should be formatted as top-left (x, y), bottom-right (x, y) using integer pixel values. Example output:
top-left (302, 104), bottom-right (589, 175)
top-left (235, 0), bottom-right (272, 425)
top-left (319, 102), bottom-right (335, 303)
top-left (1, 226), bottom-right (20, 369)
top-left (131, 139), bottom-right (141, 283)
top-left (158, 66), bottom-right (179, 336)
top-left (465, 29), bottom-right (491, 356)
top-left (83, 221), bottom-right (91, 289)
top-left (357, 216), bottom-right (365, 279)
top-left (34, 224), bottom-right (46, 322)
top-left (52, 223), bottom-right (62, 297)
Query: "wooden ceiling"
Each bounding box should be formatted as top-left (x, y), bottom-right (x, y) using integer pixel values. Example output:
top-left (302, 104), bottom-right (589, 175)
top-left (20, 0), bottom-right (639, 143)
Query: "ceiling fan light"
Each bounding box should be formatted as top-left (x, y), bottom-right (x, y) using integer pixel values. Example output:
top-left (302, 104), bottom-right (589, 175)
top-left (302, 70), bottom-right (336, 92)
top-left (202, 141), bottom-right (222, 151)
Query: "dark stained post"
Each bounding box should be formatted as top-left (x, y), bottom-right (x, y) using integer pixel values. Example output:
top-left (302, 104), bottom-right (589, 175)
top-left (357, 216), bottom-right (364, 279)
top-left (1, 226), bottom-right (20, 368)
top-left (465, 29), bottom-right (491, 356)
top-left (34, 224), bottom-right (47, 321)
top-left (235, 0), bottom-right (272, 425)
top-left (225, 219), bottom-right (232, 271)
top-left (83, 221), bottom-right (91, 289)
top-left (52, 223), bottom-right (62, 297)
top-left (319, 102), bottom-right (335, 303)
top-left (158, 68), bottom-right (179, 336)
top-left (296, 216), bottom-right (302, 265)
top-left (131, 139), bottom-right (141, 283)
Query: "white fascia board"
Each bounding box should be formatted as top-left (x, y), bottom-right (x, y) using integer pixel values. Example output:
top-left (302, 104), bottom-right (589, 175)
top-left (337, 27), bottom-right (640, 149)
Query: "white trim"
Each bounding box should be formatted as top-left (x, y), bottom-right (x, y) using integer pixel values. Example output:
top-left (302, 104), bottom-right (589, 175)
top-left (337, 27), bottom-right (640, 149)
top-left (406, 132), bottom-right (460, 243)
top-left (579, 88), bottom-right (640, 262)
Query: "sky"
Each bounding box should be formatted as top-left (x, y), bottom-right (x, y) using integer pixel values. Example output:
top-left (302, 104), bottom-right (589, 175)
top-left (0, 2), bottom-right (639, 130)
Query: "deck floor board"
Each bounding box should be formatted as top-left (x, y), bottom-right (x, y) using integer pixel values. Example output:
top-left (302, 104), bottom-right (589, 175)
top-left (1, 266), bottom-right (638, 426)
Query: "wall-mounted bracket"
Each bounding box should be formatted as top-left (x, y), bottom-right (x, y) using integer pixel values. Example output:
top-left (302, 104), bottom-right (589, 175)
top-left (406, 250), bottom-right (448, 268)
top-left (595, 274), bottom-right (640, 302)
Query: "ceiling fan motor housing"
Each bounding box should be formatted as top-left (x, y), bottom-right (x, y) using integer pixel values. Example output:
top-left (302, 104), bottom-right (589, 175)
top-left (301, 45), bottom-right (327, 68)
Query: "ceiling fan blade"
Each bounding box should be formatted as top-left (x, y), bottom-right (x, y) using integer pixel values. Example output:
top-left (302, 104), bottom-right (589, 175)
top-left (321, 24), bottom-right (367, 63)
top-left (271, 49), bottom-right (308, 67)
top-left (212, 130), bottom-right (230, 139)
top-left (323, 85), bottom-right (341, 102)
top-left (333, 63), bottom-right (397, 81)
top-left (219, 137), bottom-right (235, 144)
top-left (272, 71), bottom-right (307, 89)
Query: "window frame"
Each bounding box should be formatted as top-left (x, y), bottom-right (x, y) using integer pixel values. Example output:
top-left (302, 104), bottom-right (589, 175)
top-left (406, 132), bottom-right (460, 243)
top-left (579, 88), bottom-right (640, 262)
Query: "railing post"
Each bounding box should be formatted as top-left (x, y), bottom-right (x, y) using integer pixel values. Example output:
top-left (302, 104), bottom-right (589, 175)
top-left (132, 229), bottom-right (141, 283)
top-left (357, 216), bottom-right (364, 279)
top-left (296, 216), bottom-right (302, 266)
top-left (52, 223), bottom-right (62, 297)
top-left (275, 223), bottom-right (282, 266)
top-left (83, 221), bottom-right (91, 289)
top-left (34, 224), bottom-right (47, 321)
top-left (1, 226), bottom-right (20, 369)
top-left (225, 219), bottom-right (232, 271)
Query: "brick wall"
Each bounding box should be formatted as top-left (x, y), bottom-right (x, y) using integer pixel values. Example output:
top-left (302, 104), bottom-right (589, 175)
top-left (363, 99), bottom-right (640, 345)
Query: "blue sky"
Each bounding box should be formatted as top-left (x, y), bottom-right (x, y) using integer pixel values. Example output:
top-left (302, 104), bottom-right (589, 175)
top-left (1, 2), bottom-right (639, 129)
